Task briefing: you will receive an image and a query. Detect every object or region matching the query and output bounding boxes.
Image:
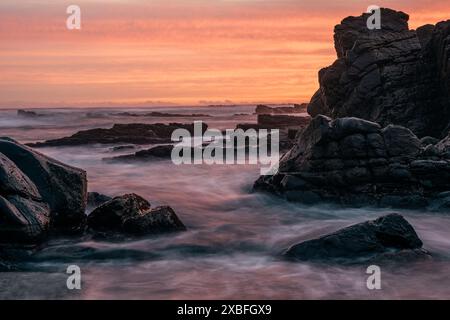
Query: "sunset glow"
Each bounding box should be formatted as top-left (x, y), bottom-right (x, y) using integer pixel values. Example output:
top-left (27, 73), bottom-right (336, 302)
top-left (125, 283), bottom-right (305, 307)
top-left (1, 0), bottom-right (449, 107)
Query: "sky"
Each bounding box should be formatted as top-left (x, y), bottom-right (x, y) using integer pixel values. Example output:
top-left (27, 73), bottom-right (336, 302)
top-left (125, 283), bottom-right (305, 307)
top-left (0, 0), bottom-right (449, 108)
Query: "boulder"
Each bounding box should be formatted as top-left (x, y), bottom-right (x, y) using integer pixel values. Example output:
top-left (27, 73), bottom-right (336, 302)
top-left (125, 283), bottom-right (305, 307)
top-left (0, 137), bottom-right (87, 242)
top-left (87, 193), bottom-right (186, 235)
top-left (284, 214), bottom-right (427, 263)
top-left (87, 192), bottom-right (112, 209)
top-left (254, 116), bottom-right (450, 209)
top-left (307, 8), bottom-right (450, 138)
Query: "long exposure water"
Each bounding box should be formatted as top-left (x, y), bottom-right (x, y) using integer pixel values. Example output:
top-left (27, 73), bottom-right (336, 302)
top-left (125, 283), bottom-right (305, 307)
top-left (0, 106), bottom-right (449, 299)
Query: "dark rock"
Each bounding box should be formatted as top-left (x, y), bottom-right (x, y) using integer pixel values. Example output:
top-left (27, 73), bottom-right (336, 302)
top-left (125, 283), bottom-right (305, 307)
top-left (0, 138), bottom-right (87, 243)
top-left (110, 145), bottom-right (136, 152)
top-left (382, 125), bottom-right (421, 157)
top-left (257, 114), bottom-right (310, 129)
top-left (87, 193), bottom-right (186, 235)
top-left (145, 111), bottom-right (210, 118)
top-left (284, 214), bottom-right (427, 263)
top-left (87, 192), bottom-right (112, 208)
top-left (255, 104), bottom-right (308, 114)
top-left (27, 122), bottom-right (208, 147)
top-left (421, 136), bottom-right (440, 146)
top-left (237, 115), bottom-right (311, 131)
top-left (116, 145), bottom-right (174, 161)
top-left (112, 111), bottom-right (210, 118)
top-left (105, 144), bottom-right (181, 162)
top-left (307, 8), bottom-right (450, 138)
top-left (17, 109), bottom-right (40, 118)
top-left (254, 116), bottom-right (450, 209)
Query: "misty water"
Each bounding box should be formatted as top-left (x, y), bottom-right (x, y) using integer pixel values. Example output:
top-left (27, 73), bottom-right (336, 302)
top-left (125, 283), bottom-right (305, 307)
top-left (0, 107), bottom-right (449, 299)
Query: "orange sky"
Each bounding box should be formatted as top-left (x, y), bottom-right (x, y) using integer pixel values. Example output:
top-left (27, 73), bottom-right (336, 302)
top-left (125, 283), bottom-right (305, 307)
top-left (1, 0), bottom-right (449, 108)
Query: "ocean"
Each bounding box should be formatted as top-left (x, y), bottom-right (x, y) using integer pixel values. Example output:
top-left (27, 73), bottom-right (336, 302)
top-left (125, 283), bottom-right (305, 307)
top-left (0, 106), bottom-right (449, 299)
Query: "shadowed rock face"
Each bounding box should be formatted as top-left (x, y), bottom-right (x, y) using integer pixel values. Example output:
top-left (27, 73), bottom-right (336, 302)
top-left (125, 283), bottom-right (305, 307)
top-left (87, 193), bottom-right (186, 236)
top-left (0, 138), bottom-right (87, 242)
top-left (284, 213), bottom-right (427, 263)
top-left (87, 192), bottom-right (112, 209)
top-left (254, 116), bottom-right (450, 208)
top-left (308, 8), bottom-right (450, 138)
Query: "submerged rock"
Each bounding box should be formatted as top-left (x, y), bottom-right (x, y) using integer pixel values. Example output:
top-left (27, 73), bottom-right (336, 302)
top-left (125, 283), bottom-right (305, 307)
top-left (0, 138), bottom-right (87, 243)
top-left (254, 116), bottom-right (450, 209)
top-left (87, 193), bottom-right (186, 235)
top-left (106, 145), bottom-right (174, 162)
top-left (17, 109), bottom-right (41, 118)
top-left (307, 8), bottom-right (450, 138)
top-left (27, 122), bottom-right (208, 147)
top-left (284, 214), bottom-right (428, 263)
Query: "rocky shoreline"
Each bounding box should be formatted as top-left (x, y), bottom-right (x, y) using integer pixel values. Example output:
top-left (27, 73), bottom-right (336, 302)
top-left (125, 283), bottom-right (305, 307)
top-left (0, 138), bottom-right (186, 269)
top-left (254, 115), bottom-right (450, 209)
top-left (2, 7), bottom-right (450, 269)
top-left (254, 8), bottom-right (450, 212)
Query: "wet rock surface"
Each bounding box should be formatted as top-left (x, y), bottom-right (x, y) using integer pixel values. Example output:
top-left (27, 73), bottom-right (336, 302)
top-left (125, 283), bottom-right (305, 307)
top-left (28, 122), bottom-right (208, 147)
top-left (0, 138), bottom-right (87, 242)
top-left (254, 116), bottom-right (450, 209)
top-left (87, 192), bottom-right (112, 209)
top-left (307, 8), bottom-right (450, 138)
top-left (284, 213), bottom-right (428, 263)
top-left (87, 193), bottom-right (186, 236)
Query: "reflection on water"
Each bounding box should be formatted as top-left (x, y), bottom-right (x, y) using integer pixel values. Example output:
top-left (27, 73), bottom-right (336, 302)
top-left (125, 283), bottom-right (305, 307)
top-left (0, 107), bottom-right (449, 299)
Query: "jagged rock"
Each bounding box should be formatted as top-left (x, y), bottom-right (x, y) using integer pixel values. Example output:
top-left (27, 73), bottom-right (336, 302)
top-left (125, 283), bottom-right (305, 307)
top-left (87, 193), bottom-right (186, 235)
top-left (254, 116), bottom-right (450, 209)
top-left (27, 122), bottom-right (208, 147)
top-left (307, 8), bottom-right (450, 138)
top-left (284, 214), bottom-right (428, 263)
top-left (87, 192), bottom-right (112, 208)
top-left (0, 138), bottom-right (87, 242)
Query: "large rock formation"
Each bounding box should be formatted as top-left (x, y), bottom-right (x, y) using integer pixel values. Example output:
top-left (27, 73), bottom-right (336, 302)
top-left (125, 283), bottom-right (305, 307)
top-left (28, 122), bottom-right (208, 147)
top-left (307, 8), bottom-right (450, 138)
top-left (254, 116), bottom-right (450, 208)
top-left (284, 214), bottom-right (428, 263)
top-left (87, 193), bottom-right (186, 236)
top-left (0, 138), bottom-right (87, 243)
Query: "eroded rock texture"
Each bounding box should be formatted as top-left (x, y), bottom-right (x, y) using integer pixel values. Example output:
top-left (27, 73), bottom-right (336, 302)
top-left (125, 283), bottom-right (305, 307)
top-left (254, 116), bottom-right (450, 208)
top-left (307, 8), bottom-right (450, 138)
